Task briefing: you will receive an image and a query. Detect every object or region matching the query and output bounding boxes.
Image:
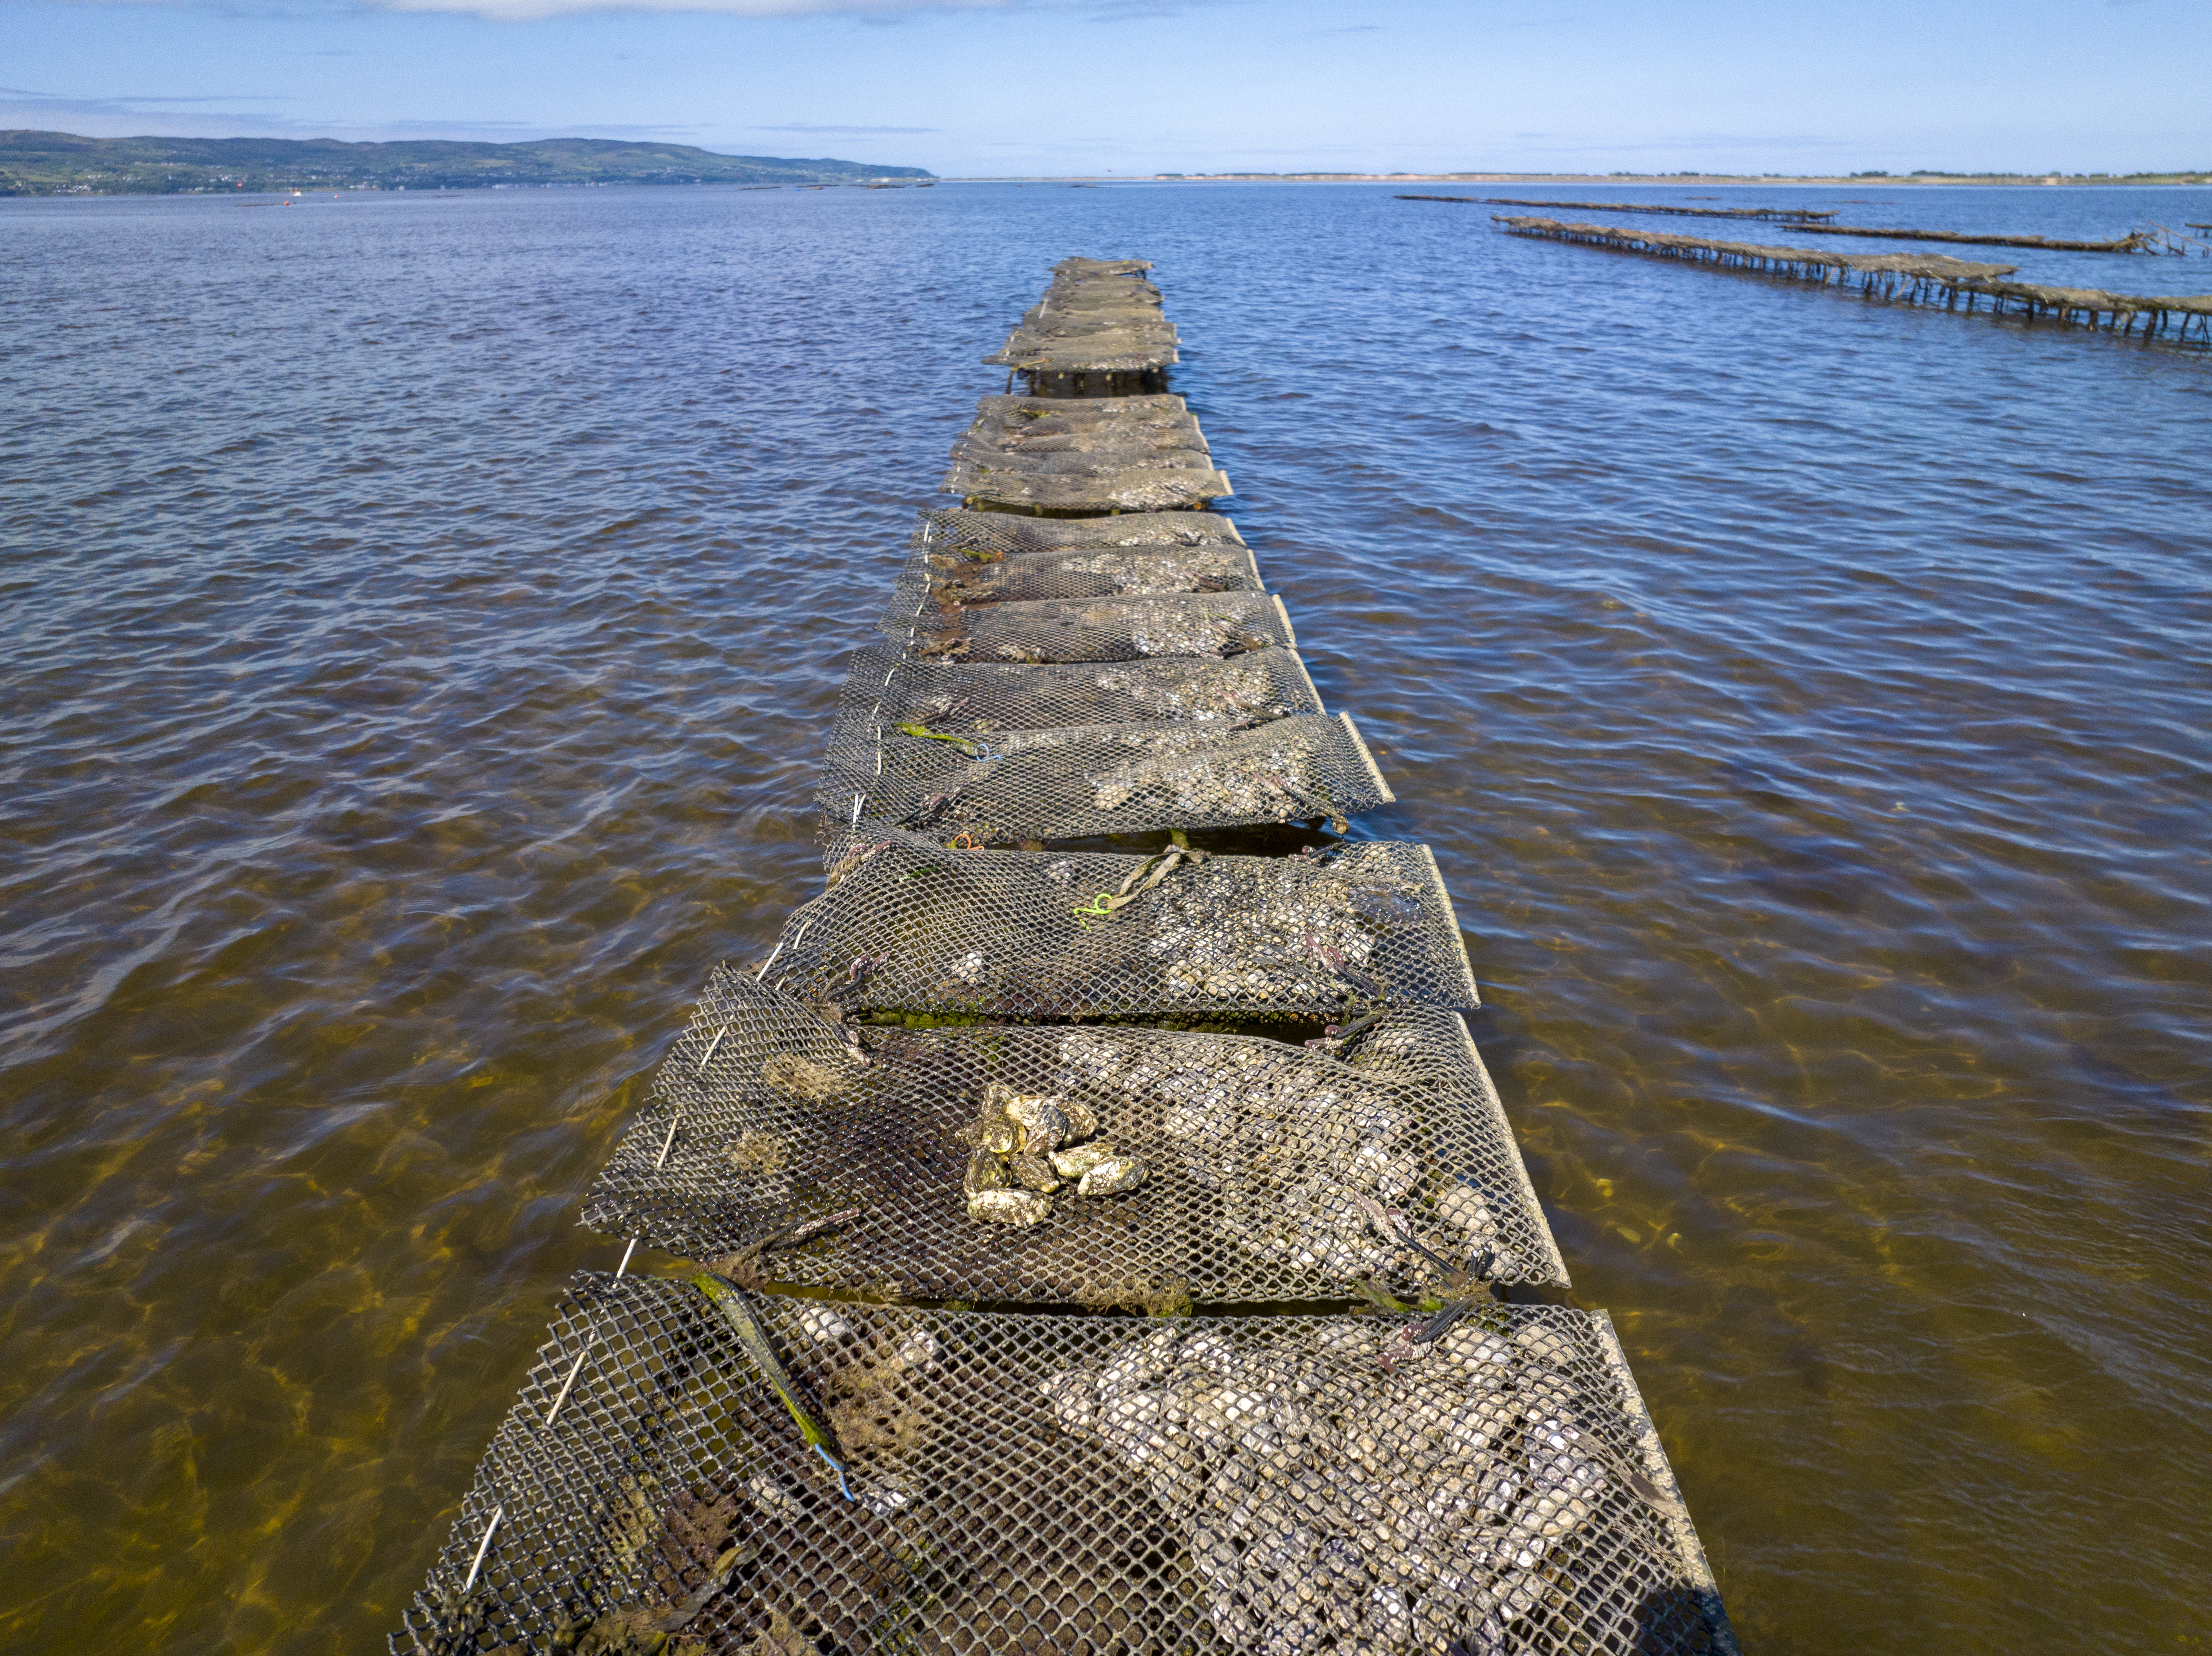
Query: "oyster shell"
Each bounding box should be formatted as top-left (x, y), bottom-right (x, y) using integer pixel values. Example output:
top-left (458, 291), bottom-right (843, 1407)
top-left (1004, 1092), bottom-right (1073, 1155)
top-left (1059, 1095), bottom-right (1101, 1141)
top-left (964, 1147), bottom-right (1012, 1197)
top-left (1049, 1140), bottom-right (1119, 1179)
top-left (969, 1085), bottom-right (1021, 1154)
top-left (1038, 1369), bottom-right (1098, 1431)
top-left (894, 1330), bottom-right (941, 1371)
top-left (967, 1188), bottom-right (1052, 1226)
top-left (1435, 1184), bottom-right (1498, 1237)
top-left (1077, 1155), bottom-right (1148, 1197)
top-left (1009, 1151), bottom-right (1064, 1193)
top-left (1100, 1325), bottom-right (1182, 1394)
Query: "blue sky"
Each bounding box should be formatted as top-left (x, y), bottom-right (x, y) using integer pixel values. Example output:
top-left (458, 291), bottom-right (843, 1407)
top-left (5, 0), bottom-right (2206, 177)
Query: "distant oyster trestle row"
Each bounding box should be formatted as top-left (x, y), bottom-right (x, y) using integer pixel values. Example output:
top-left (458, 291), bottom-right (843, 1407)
top-left (392, 255), bottom-right (1740, 1654)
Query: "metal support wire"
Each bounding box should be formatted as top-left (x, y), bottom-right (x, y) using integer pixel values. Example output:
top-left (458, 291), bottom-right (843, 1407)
top-left (461, 1505), bottom-right (502, 1594)
top-left (543, 1026), bottom-right (729, 1430)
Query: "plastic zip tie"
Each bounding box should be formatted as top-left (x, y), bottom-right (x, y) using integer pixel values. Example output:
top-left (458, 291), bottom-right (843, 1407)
top-left (461, 1506), bottom-right (502, 1594)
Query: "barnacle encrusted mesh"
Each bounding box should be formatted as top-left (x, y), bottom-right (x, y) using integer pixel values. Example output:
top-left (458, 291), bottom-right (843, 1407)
top-left (393, 1279), bottom-right (1736, 1656)
top-left (817, 710), bottom-right (1391, 846)
top-left (883, 592), bottom-right (1294, 666)
top-left (942, 393), bottom-right (1232, 513)
top-left (834, 646), bottom-right (1323, 742)
top-left (918, 507), bottom-right (1247, 557)
top-left (580, 970), bottom-right (1564, 1299)
top-left (765, 828), bottom-right (1479, 1021)
top-left (895, 542), bottom-right (1265, 614)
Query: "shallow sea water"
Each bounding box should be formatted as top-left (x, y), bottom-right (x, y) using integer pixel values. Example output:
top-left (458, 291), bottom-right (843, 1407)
top-left (2, 180), bottom-right (2208, 1653)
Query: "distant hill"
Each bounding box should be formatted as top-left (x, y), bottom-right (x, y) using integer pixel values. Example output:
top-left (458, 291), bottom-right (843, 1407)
top-left (0, 131), bottom-right (934, 195)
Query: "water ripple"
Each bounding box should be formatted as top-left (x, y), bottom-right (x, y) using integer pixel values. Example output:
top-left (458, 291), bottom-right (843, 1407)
top-left (1, 181), bottom-right (2208, 1652)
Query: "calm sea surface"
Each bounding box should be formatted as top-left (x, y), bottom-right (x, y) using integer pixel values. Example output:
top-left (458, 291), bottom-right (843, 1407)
top-left (3, 181), bottom-right (2208, 1653)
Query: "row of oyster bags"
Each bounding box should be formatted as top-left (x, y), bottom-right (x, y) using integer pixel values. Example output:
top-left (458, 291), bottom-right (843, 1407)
top-left (394, 1276), bottom-right (1733, 1656)
top-left (816, 709), bottom-right (1393, 846)
top-left (770, 828), bottom-right (1479, 1023)
top-left (987, 259), bottom-right (1179, 373)
top-left (581, 969), bottom-right (1562, 1304)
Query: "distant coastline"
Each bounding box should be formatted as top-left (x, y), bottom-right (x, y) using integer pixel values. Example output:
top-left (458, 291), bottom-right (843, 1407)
top-left (963, 168), bottom-right (2211, 187)
top-left (8, 132), bottom-right (2202, 198)
top-left (0, 131), bottom-right (933, 196)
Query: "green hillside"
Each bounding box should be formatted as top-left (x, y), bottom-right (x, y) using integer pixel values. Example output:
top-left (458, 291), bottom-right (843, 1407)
top-left (0, 131), bottom-right (934, 195)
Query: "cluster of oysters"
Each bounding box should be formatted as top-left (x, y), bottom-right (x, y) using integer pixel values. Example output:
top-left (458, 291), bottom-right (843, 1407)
top-left (1041, 1319), bottom-right (1627, 1656)
top-left (958, 1080), bottom-right (1147, 1226)
top-left (1135, 851), bottom-right (1416, 1005)
top-left (1053, 1028), bottom-right (1521, 1285)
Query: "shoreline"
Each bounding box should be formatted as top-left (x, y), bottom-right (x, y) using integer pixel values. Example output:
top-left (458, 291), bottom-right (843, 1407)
top-left (947, 170), bottom-right (2211, 187)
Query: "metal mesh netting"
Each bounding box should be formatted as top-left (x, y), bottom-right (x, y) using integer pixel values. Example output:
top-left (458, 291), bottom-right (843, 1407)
top-left (764, 828), bottom-right (1480, 1021)
top-left (900, 542), bottom-right (1265, 612)
top-left (831, 647), bottom-right (1325, 739)
top-left (580, 970), bottom-right (1564, 1299)
top-left (919, 508), bottom-right (1247, 557)
top-left (395, 1278), bottom-right (1734, 1656)
top-left (815, 711), bottom-right (1394, 845)
top-left (885, 591), bottom-right (1294, 666)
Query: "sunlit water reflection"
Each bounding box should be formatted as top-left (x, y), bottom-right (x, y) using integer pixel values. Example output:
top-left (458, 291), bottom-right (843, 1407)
top-left (2, 180), bottom-right (2207, 1652)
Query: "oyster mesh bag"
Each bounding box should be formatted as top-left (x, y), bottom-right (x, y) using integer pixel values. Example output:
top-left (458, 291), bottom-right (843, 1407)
top-left (920, 508), bottom-right (1247, 557)
top-left (1054, 255), bottom-right (1156, 275)
top-left (959, 393), bottom-right (1203, 446)
top-left (884, 591), bottom-right (1294, 665)
top-left (832, 646), bottom-right (1325, 740)
top-left (394, 1278), bottom-right (1735, 1656)
top-left (987, 324), bottom-right (1179, 374)
top-left (768, 828), bottom-right (1480, 1021)
top-left (943, 458), bottom-right (1230, 516)
top-left (816, 711), bottom-right (1393, 845)
top-left (944, 393), bottom-right (1231, 513)
top-left (580, 969), bottom-right (1564, 1300)
top-left (898, 541), bottom-right (1265, 612)
top-left (988, 289), bottom-right (1179, 373)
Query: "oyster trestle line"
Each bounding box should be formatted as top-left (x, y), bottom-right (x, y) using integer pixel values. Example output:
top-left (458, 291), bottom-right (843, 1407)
top-left (393, 253), bottom-right (1740, 1656)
